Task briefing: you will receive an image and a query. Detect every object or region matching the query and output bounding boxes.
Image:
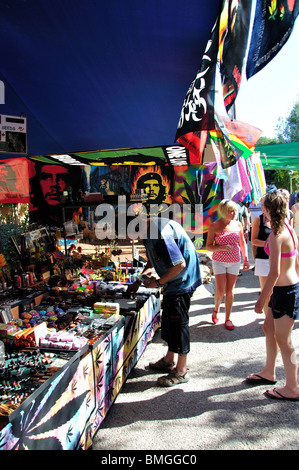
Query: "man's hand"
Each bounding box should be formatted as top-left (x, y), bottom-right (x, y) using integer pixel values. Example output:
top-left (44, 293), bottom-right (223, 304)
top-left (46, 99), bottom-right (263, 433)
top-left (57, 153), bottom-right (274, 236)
top-left (142, 276), bottom-right (159, 288)
top-left (126, 280), bottom-right (141, 296)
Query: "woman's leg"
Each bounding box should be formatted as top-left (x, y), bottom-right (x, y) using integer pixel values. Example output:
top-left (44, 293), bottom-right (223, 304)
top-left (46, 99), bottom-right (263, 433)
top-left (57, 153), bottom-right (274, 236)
top-left (262, 307), bottom-right (279, 379)
top-left (271, 315), bottom-right (299, 398)
top-left (247, 306), bottom-right (278, 382)
top-left (259, 276), bottom-right (270, 316)
top-left (213, 273), bottom-right (226, 320)
top-left (225, 273), bottom-right (238, 323)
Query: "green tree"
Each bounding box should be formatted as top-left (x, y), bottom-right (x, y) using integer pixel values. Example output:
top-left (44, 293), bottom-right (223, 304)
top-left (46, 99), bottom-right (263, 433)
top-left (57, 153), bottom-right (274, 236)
top-left (264, 168), bottom-right (299, 193)
top-left (257, 100), bottom-right (299, 192)
top-left (275, 101), bottom-right (299, 143)
top-left (256, 136), bottom-right (279, 146)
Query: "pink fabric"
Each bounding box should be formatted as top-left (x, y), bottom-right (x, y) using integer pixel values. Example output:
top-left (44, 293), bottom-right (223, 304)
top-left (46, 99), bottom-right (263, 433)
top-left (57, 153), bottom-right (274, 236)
top-left (236, 157), bottom-right (252, 202)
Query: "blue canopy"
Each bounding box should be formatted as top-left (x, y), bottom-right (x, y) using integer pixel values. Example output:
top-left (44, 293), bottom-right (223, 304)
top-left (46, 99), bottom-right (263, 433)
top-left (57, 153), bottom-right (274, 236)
top-left (0, 0), bottom-right (221, 157)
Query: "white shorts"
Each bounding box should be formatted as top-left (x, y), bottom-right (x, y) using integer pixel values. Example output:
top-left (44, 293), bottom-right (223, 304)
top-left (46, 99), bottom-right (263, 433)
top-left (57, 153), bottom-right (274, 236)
top-left (254, 258), bottom-right (270, 277)
top-left (212, 260), bottom-right (241, 276)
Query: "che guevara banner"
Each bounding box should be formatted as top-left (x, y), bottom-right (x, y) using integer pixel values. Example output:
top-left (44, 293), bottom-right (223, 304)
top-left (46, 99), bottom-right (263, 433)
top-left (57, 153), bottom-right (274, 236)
top-left (175, 6), bottom-right (221, 160)
top-left (246, 0), bottom-right (299, 79)
top-left (219, 0), bottom-right (252, 117)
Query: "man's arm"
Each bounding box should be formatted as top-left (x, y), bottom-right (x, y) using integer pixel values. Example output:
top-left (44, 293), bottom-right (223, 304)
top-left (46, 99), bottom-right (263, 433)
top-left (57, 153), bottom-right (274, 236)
top-left (144, 260), bottom-right (186, 289)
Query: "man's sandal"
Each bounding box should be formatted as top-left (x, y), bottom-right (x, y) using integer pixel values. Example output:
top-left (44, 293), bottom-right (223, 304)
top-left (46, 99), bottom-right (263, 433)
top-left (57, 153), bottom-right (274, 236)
top-left (148, 357), bottom-right (175, 372)
top-left (157, 371), bottom-right (190, 387)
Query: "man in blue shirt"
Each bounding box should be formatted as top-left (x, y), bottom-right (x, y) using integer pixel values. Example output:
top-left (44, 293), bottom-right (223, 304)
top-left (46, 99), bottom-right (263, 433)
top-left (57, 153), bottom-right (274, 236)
top-left (127, 216), bottom-right (201, 387)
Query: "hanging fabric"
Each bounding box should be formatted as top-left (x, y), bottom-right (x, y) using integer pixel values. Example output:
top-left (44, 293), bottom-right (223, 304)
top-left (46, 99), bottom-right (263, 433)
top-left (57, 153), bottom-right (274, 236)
top-left (246, 0), bottom-right (299, 79)
top-left (175, 7), bottom-right (221, 159)
top-left (218, 0), bottom-right (253, 117)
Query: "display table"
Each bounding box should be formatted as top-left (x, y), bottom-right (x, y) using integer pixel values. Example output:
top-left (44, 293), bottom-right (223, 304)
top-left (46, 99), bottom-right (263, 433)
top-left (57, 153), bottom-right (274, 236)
top-left (0, 291), bottom-right (161, 450)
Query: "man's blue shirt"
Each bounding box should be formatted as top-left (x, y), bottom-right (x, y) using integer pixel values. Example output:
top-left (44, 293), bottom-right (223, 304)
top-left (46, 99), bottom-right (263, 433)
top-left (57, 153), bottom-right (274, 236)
top-left (144, 218), bottom-right (201, 295)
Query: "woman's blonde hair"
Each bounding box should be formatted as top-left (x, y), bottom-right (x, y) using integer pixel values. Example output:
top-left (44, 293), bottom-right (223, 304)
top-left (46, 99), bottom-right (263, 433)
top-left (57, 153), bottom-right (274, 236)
top-left (218, 199), bottom-right (238, 218)
top-left (263, 190), bottom-right (288, 235)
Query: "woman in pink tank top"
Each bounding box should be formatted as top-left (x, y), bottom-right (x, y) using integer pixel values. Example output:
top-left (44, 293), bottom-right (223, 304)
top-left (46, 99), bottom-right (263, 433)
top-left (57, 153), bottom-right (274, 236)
top-left (206, 199), bottom-right (250, 330)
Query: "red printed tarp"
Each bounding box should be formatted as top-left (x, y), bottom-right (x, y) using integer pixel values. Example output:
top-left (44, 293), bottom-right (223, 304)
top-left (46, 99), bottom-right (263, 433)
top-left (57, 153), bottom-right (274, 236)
top-left (0, 157), bottom-right (29, 203)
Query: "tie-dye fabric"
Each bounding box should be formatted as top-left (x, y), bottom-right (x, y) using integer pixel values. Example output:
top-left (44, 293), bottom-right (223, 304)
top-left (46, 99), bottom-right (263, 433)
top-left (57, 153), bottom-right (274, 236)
top-left (174, 163), bottom-right (223, 234)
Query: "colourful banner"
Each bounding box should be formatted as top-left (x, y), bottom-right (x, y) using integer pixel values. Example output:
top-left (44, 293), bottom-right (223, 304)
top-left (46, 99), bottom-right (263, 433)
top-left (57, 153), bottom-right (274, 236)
top-left (219, 0), bottom-right (253, 116)
top-left (210, 113), bottom-right (248, 168)
top-left (173, 163), bottom-right (223, 234)
top-left (246, 0), bottom-right (299, 79)
top-left (29, 145), bottom-right (191, 167)
top-left (176, 131), bottom-right (207, 165)
top-left (220, 116), bottom-right (263, 148)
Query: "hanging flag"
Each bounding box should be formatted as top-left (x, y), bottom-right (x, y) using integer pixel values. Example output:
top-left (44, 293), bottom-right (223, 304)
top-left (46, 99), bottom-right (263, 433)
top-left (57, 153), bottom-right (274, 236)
top-left (220, 116), bottom-right (263, 148)
top-left (246, 0), bottom-right (299, 79)
top-left (219, 0), bottom-right (253, 116)
top-left (225, 157), bottom-right (252, 201)
top-left (175, 8), bottom-right (221, 156)
top-left (209, 113), bottom-right (247, 168)
top-left (175, 131), bottom-right (207, 165)
top-left (210, 139), bottom-right (229, 180)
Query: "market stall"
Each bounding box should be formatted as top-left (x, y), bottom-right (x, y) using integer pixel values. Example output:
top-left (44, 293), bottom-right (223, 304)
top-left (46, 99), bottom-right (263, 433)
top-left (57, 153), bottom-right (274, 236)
top-left (0, 138), bottom-right (268, 450)
top-left (0, 278), bottom-right (161, 450)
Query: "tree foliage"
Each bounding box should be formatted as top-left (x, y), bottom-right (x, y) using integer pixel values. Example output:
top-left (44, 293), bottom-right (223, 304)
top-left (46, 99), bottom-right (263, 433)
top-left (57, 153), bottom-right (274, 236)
top-left (264, 168), bottom-right (299, 194)
top-left (256, 101), bottom-right (299, 192)
top-left (275, 101), bottom-right (299, 143)
top-left (256, 136), bottom-right (279, 146)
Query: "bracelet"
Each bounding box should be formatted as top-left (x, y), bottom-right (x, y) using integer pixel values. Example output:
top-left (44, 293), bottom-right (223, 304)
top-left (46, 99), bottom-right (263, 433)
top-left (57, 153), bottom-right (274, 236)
top-left (156, 279), bottom-right (163, 287)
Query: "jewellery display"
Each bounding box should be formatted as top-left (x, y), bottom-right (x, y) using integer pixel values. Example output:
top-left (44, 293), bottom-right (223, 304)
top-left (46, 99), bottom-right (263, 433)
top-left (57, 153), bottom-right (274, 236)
top-left (0, 349), bottom-right (73, 418)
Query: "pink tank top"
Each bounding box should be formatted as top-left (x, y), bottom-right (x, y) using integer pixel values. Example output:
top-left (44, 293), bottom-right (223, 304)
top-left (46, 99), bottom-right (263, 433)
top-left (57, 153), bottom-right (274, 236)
top-left (212, 231), bottom-right (241, 263)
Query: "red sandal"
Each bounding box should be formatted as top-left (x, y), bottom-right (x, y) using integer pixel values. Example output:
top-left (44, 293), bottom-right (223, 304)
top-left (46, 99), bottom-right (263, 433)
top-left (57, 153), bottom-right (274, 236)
top-left (225, 319), bottom-right (235, 330)
top-left (212, 309), bottom-right (219, 324)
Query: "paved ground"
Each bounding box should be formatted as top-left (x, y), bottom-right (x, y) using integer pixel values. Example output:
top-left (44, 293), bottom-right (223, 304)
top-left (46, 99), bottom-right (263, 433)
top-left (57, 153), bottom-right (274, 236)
top-left (92, 250), bottom-right (299, 451)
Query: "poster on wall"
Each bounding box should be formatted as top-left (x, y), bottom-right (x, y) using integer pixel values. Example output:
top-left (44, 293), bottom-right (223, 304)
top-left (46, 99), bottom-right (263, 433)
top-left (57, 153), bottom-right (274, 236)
top-left (130, 166), bottom-right (173, 215)
top-left (83, 166), bottom-right (131, 197)
top-left (0, 157), bottom-right (29, 203)
top-left (0, 114), bottom-right (27, 154)
top-left (29, 161), bottom-right (83, 228)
